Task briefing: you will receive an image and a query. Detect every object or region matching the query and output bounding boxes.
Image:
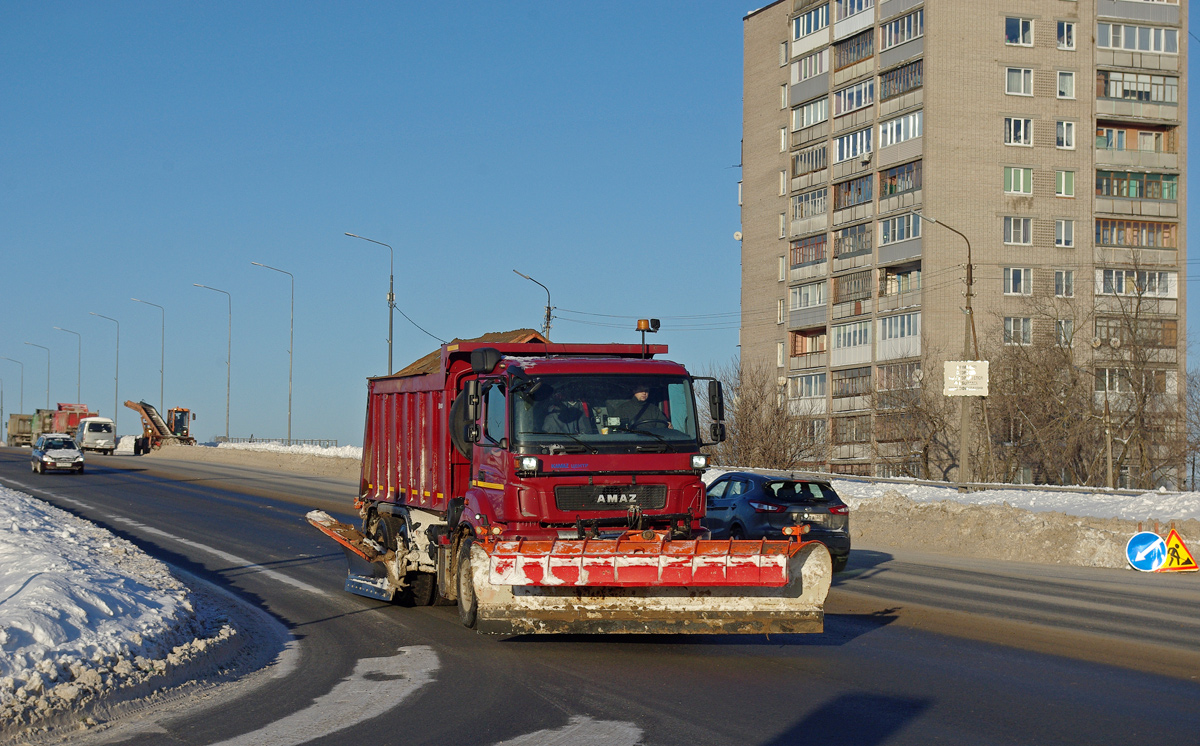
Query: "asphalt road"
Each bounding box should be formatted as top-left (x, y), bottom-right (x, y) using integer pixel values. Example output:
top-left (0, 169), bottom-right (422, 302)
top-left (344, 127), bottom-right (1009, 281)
top-left (2, 448), bottom-right (1198, 746)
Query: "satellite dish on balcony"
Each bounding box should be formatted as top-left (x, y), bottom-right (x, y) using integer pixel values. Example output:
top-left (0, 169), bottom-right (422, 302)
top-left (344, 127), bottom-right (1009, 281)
top-left (1110, 337), bottom-right (1122, 349)
top-left (1091, 337), bottom-right (1103, 349)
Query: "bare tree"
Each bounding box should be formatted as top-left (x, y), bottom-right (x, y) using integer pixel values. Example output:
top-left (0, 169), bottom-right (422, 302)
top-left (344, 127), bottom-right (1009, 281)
top-left (869, 351), bottom-right (958, 480)
top-left (703, 357), bottom-right (826, 470)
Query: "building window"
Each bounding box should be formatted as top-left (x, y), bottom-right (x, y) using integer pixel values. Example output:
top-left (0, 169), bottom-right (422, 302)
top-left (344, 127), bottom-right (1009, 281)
top-left (834, 127), bottom-right (872, 163)
top-left (834, 175), bottom-right (872, 210)
top-left (792, 49), bottom-right (828, 83)
top-left (879, 110), bottom-right (922, 148)
top-left (1004, 117), bottom-right (1033, 146)
top-left (832, 414), bottom-right (871, 443)
top-left (878, 361), bottom-right (920, 391)
top-left (778, 299), bottom-right (786, 324)
top-left (1003, 267), bottom-right (1032, 296)
top-left (833, 270), bottom-right (873, 303)
top-left (1006, 68), bottom-right (1033, 96)
top-left (1056, 319), bottom-right (1073, 348)
top-left (779, 213), bottom-right (787, 239)
top-left (833, 320), bottom-right (871, 350)
top-left (835, 223), bottom-right (872, 257)
top-left (1004, 317), bottom-right (1032, 346)
top-left (1003, 217), bottom-right (1033, 245)
top-left (790, 234), bottom-right (828, 266)
top-left (1057, 21), bottom-right (1076, 50)
top-left (793, 4), bottom-right (830, 40)
top-left (1057, 71), bottom-right (1075, 99)
top-left (1096, 318), bottom-right (1177, 349)
top-left (880, 9), bottom-right (922, 50)
top-left (780, 41), bottom-right (789, 67)
top-left (832, 366), bottom-right (872, 397)
top-left (1005, 17), bottom-right (1033, 46)
top-left (792, 143), bottom-right (828, 177)
top-left (1056, 121), bottom-right (1075, 149)
top-left (1096, 71), bottom-right (1178, 104)
top-left (879, 262), bottom-right (921, 296)
top-left (834, 79), bottom-right (874, 116)
top-left (834, 29), bottom-right (873, 71)
top-left (1055, 270), bottom-right (1074, 298)
top-left (793, 97), bottom-right (829, 130)
top-left (791, 372), bottom-right (827, 398)
top-left (880, 214), bottom-right (920, 245)
top-left (880, 160), bottom-right (921, 197)
top-left (778, 342), bottom-right (786, 367)
top-left (1056, 219), bottom-right (1075, 248)
top-left (781, 127), bottom-right (788, 152)
top-left (880, 60), bottom-right (922, 100)
top-left (879, 312), bottom-right (920, 341)
top-left (1096, 171), bottom-right (1177, 200)
top-left (781, 84), bottom-right (789, 110)
top-left (792, 189), bottom-right (828, 221)
top-left (1097, 22), bottom-right (1179, 54)
top-left (790, 328), bottom-right (828, 355)
top-left (791, 280), bottom-right (826, 309)
top-left (779, 256), bottom-right (787, 282)
top-left (1100, 269), bottom-right (1172, 297)
top-left (779, 170), bottom-right (787, 196)
top-left (1095, 219), bottom-right (1175, 249)
top-left (1056, 171), bottom-right (1075, 197)
top-left (835, 0), bottom-right (873, 22)
top-left (1004, 167), bottom-right (1033, 194)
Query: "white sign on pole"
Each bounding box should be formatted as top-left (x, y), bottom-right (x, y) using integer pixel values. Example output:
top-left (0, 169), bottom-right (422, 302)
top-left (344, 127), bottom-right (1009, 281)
top-left (943, 360), bottom-right (989, 397)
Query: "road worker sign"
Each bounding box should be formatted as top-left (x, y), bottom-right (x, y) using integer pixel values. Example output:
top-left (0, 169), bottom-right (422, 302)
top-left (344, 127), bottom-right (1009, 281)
top-left (943, 361), bottom-right (989, 397)
top-left (1156, 529), bottom-right (1198, 573)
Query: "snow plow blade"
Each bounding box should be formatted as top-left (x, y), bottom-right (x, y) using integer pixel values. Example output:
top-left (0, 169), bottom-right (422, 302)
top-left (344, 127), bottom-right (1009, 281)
top-left (306, 511), bottom-right (397, 602)
top-left (470, 533), bottom-right (832, 635)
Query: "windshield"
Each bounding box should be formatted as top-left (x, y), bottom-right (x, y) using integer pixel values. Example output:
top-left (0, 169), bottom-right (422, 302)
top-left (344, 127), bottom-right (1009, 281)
top-left (45, 439), bottom-right (75, 450)
top-left (512, 374), bottom-right (699, 452)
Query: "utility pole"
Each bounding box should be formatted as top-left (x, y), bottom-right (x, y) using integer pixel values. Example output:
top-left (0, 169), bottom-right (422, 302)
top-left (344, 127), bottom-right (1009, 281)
top-left (1104, 394), bottom-right (1114, 489)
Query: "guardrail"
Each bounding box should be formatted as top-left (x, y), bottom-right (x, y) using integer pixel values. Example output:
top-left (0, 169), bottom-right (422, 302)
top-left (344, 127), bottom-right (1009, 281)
top-left (222, 437), bottom-right (339, 448)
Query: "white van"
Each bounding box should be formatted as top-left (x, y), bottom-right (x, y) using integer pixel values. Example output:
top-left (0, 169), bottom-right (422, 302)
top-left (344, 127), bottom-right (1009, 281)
top-left (76, 417), bottom-right (117, 455)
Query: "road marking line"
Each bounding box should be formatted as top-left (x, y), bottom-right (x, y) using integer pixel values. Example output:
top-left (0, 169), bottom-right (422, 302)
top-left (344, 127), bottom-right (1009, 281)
top-left (210, 646), bottom-right (439, 746)
top-left (490, 716), bottom-right (643, 746)
top-left (4, 479), bottom-right (329, 596)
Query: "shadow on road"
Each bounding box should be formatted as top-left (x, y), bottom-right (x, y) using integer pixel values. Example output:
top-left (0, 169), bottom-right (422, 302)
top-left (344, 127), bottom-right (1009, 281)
top-left (763, 692), bottom-right (931, 745)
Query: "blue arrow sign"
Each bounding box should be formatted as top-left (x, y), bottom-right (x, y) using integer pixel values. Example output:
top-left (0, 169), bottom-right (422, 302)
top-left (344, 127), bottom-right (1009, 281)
top-left (1126, 532), bottom-right (1167, 572)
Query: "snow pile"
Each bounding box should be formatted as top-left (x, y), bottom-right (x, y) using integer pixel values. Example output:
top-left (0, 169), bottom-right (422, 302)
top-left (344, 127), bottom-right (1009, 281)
top-left (214, 441), bottom-right (363, 460)
top-left (0, 486), bottom-right (234, 728)
top-left (114, 436), bottom-right (136, 455)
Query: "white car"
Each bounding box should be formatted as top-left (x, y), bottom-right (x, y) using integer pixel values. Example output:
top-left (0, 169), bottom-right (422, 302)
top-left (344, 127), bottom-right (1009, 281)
top-left (31, 434), bottom-right (85, 474)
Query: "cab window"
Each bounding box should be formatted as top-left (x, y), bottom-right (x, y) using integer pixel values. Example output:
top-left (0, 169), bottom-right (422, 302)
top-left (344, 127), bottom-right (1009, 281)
top-left (484, 384), bottom-right (507, 445)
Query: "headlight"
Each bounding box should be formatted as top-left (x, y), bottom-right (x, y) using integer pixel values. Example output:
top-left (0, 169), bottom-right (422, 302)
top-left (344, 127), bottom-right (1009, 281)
top-left (74, 457), bottom-right (84, 462)
top-left (516, 456), bottom-right (540, 475)
top-left (691, 454), bottom-right (709, 469)
top-left (42, 456), bottom-right (54, 462)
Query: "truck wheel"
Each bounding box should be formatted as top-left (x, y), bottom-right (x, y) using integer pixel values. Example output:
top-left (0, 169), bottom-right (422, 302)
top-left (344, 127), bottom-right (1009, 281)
top-left (405, 572), bottom-right (437, 607)
top-left (456, 538), bottom-right (478, 629)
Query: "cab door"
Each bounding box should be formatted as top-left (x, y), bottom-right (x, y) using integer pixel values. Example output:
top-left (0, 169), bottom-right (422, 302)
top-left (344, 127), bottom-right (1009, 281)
top-left (473, 381), bottom-right (509, 515)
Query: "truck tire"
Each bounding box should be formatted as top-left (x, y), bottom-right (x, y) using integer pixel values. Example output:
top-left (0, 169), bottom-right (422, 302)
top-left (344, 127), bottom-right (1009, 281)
top-left (405, 572), bottom-right (437, 607)
top-left (456, 538), bottom-right (478, 629)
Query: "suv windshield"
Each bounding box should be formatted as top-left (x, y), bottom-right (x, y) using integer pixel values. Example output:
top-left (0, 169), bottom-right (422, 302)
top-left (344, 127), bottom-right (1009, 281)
top-left (512, 374), bottom-right (699, 452)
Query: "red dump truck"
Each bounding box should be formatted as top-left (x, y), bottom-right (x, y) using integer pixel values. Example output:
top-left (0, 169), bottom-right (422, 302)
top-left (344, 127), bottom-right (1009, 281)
top-left (309, 330), bottom-right (831, 634)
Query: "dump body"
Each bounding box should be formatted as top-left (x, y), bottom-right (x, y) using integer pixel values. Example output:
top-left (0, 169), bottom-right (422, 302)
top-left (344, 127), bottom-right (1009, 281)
top-left (311, 335), bottom-right (831, 634)
top-left (6, 414), bottom-right (33, 447)
top-left (31, 404), bottom-right (95, 441)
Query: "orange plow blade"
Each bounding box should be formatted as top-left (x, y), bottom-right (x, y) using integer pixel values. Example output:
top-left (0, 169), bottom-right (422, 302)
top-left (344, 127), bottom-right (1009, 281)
top-left (470, 532), bottom-right (832, 635)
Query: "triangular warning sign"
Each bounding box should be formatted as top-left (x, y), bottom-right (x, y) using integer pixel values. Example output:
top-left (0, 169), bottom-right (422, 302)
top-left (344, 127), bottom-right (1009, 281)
top-left (1157, 529), bottom-right (1198, 572)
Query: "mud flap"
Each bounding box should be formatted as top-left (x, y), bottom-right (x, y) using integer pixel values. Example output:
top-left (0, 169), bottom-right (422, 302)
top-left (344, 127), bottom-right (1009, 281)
top-left (307, 511), bottom-right (396, 602)
top-left (467, 540), bottom-right (833, 635)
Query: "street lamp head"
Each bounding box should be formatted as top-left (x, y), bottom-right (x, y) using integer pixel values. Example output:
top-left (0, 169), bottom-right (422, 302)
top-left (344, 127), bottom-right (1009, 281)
top-left (513, 269), bottom-right (532, 281)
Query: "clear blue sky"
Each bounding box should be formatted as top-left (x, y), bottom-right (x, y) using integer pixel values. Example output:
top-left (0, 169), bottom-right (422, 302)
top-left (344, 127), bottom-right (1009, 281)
top-left (2, 4), bottom-right (1196, 446)
top-left (0, 2), bottom-right (751, 444)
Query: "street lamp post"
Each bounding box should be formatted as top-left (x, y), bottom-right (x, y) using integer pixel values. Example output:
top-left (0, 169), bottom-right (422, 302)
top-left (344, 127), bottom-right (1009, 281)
top-left (251, 262), bottom-right (294, 443)
top-left (53, 327), bottom-right (81, 402)
top-left (912, 211), bottom-right (978, 486)
top-left (1, 378), bottom-right (5, 444)
top-left (23, 343), bottom-right (50, 409)
top-left (193, 284), bottom-right (231, 440)
top-left (89, 313), bottom-right (120, 432)
top-left (131, 299), bottom-right (166, 412)
top-left (0, 358), bottom-right (23, 414)
top-left (344, 233), bottom-right (394, 374)
top-left (513, 270), bottom-right (553, 339)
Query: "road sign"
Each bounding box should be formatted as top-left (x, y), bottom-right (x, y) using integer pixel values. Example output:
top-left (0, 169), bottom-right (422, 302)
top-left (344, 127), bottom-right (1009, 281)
top-left (943, 361), bottom-right (989, 397)
top-left (1157, 529), bottom-right (1198, 572)
top-left (1126, 531), bottom-right (1167, 572)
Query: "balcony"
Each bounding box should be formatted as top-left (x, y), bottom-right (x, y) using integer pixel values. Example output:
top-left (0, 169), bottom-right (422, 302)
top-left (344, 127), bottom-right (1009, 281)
top-left (833, 297), bottom-right (872, 320)
top-left (833, 7), bottom-right (875, 41)
top-left (878, 187), bottom-right (922, 216)
top-left (877, 288), bottom-right (921, 313)
top-left (878, 335), bottom-right (921, 362)
top-left (833, 201), bottom-right (873, 228)
top-left (1094, 295), bottom-right (1177, 316)
top-left (790, 260), bottom-right (828, 283)
top-left (1096, 98), bottom-right (1178, 122)
top-left (831, 344), bottom-right (872, 368)
top-left (1094, 197), bottom-right (1178, 219)
top-left (1094, 145), bottom-right (1178, 171)
top-left (790, 213), bottom-right (828, 239)
top-left (833, 250), bottom-right (872, 273)
top-left (832, 394), bottom-right (870, 413)
top-left (878, 137), bottom-right (922, 170)
top-left (788, 396), bottom-right (827, 416)
top-left (1097, 0), bottom-right (1180, 25)
top-left (789, 305), bottom-right (827, 329)
top-left (789, 351), bottom-right (828, 371)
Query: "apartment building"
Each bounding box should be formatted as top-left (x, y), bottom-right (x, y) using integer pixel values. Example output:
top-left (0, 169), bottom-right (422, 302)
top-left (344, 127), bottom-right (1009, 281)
top-left (741, 0), bottom-right (1186, 480)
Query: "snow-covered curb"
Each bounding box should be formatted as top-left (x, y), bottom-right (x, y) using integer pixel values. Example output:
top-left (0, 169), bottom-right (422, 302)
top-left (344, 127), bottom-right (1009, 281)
top-left (212, 442), bottom-right (363, 460)
top-left (0, 486), bottom-right (235, 731)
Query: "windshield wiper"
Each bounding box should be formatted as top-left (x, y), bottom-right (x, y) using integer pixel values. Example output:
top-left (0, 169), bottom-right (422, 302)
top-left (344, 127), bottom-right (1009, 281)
top-left (607, 425), bottom-right (668, 443)
top-left (518, 431), bottom-right (595, 454)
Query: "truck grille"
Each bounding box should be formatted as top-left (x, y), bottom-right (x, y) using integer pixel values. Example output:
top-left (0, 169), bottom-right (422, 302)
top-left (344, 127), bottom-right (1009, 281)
top-left (554, 485), bottom-right (667, 512)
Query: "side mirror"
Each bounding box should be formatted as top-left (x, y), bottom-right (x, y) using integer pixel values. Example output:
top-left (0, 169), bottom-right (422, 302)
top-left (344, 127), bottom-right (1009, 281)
top-left (470, 348), bottom-right (503, 374)
top-left (708, 380), bottom-right (725, 422)
top-left (465, 380), bottom-right (481, 443)
top-left (709, 423), bottom-right (726, 443)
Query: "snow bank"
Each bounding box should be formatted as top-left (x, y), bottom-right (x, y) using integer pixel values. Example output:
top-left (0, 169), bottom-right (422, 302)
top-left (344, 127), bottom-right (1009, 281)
top-left (0, 486), bottom-right (233, 728)
top-left (213, 441), bottom-right (363, 460)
